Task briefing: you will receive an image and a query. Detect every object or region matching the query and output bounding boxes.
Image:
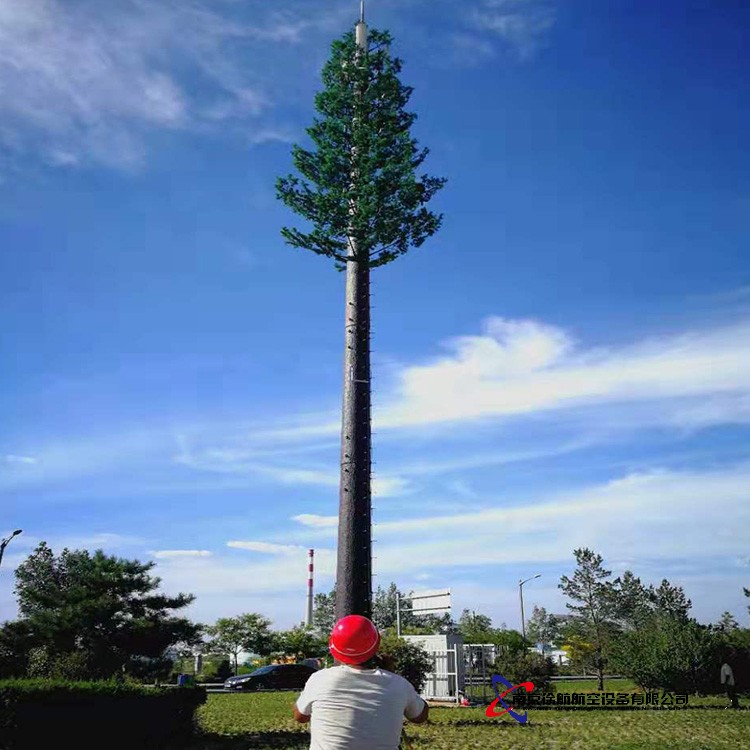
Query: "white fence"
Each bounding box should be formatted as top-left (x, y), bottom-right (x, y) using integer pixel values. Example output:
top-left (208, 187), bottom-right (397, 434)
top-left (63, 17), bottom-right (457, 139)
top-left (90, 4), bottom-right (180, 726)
top-left (421, 646), bottom-right (461, 702)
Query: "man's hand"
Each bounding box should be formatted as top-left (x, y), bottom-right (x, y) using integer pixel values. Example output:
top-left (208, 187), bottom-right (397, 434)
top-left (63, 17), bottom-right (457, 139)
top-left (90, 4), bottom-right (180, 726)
top-left (407, 700), bottom-right (429, 724)
top-left (293, 706), bottom-right (310, 724)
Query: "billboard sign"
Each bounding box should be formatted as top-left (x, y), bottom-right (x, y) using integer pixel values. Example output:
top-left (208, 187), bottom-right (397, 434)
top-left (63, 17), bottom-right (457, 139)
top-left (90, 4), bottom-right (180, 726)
top-left (410, 588), bottom-right (452, 615)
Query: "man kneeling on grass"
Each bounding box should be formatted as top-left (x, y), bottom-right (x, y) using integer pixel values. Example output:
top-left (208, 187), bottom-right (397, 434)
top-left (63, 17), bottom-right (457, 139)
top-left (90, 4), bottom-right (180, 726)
top-left (293, 615), bottom-right (429, 750)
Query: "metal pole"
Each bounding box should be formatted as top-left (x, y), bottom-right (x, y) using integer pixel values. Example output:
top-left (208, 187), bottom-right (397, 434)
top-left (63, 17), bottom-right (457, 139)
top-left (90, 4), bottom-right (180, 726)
top-left (519, 574), bottom-right (541, 649)
top-left (0, 530), bottom-right (22, 571)
top-left (481, 646), bottom-right (487, 705)
top-left (396, 593), bottom-right (401, 636)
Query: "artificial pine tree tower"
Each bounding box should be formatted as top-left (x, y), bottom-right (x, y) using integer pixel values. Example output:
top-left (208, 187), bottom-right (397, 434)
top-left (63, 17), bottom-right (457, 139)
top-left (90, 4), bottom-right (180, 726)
top-left (276, 2), bottom-right (445, 620)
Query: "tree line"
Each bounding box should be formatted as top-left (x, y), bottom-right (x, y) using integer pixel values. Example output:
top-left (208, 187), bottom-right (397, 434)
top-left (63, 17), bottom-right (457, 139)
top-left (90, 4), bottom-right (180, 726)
top-left (0, 543), bottom-right (330, 682)
top-left (1, 541), bottom-right (747, 693)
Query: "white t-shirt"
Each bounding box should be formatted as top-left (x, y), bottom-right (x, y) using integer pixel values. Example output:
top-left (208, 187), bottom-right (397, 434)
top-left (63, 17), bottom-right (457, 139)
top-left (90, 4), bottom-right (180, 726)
top-left (296, 665), bottom-right (426, 750)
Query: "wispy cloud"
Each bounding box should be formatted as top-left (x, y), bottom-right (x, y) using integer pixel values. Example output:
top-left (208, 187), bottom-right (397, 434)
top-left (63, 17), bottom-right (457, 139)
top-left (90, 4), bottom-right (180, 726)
top-left (292, 514), bottom-right (338, 528)
top-left (470, 0), bottom-right (556, 60)
top-left (4, 455), bottom-right (37, 465)
top-left (372, 476), bottom-right (414, 498)
top-left (0, 0), bottom-right (344, 170)
top-left (377, 317), bottom-right (750, 431)
top-left (152, 549), bottom-right (212, 559)
top-left (246, 127), bottom-right (298, 146)
top-left (368, 462), bottom-right (750, 577)
top-left (137, 462), bottom-right (750, 626)
top-left (174, 433), bottom-right (412, 494)
top-left (227, 540), bottom-right (306, 555)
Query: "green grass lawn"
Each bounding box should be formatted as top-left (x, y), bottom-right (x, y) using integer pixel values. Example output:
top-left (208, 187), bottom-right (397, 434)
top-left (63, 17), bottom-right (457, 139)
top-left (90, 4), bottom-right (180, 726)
top-left (193, 691), bottom-right (749, 750)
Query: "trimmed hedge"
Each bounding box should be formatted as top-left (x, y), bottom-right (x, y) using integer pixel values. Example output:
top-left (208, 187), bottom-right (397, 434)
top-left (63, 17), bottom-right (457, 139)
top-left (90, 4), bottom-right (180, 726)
top-left (0, 679), bottom-right (206, 750)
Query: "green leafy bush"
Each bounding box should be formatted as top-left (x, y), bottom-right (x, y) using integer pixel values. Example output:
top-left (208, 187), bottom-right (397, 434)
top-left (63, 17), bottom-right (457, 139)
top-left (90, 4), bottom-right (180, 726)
top-left (492, 651), bottom-right (557, 694)
top-left (378, 634), bottom-right (433, 692)
top-left (610, 617), bottom-right (722, 693)
top-left (0, 679), bottom-right (206, 750)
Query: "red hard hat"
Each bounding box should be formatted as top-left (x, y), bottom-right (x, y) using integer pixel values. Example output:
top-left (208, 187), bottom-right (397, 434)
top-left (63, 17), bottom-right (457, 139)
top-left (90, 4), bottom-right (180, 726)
top-left (329, 615), bottom-right (381, 665)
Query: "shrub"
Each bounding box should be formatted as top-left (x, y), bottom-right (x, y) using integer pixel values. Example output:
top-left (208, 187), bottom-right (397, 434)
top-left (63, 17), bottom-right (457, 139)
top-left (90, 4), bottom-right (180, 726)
top-left (26, 647), bottom-right (93, 681)
top-left (0, 679), bottom-right (206, 750)
top-left (610, 617), bottom-right (722, 693)
top-left (378, 634), bottom-right (433, 692)
top-left (492, 651), bottom-right (557, 694)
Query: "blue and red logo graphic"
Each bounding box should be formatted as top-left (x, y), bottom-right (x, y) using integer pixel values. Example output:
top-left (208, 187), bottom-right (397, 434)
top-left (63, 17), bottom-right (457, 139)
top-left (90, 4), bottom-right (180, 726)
top-left (485, 674), bottom-right (535, 724)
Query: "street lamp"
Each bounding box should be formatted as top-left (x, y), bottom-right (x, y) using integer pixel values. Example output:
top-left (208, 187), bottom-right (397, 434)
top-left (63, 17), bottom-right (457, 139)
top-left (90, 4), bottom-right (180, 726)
top-left (519, 573), bottom-right (541, 647)
top-left (0, 529), bottom-right (23, 570)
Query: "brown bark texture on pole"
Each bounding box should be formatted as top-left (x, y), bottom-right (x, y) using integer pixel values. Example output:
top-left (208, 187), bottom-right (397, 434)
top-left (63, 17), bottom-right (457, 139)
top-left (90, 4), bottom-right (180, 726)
top-left (335, 241), bottom-right (372, 621)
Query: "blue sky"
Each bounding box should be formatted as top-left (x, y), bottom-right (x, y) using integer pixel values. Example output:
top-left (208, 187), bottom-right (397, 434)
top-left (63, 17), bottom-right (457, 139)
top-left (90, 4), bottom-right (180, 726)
top-left (1, 0), bottom-right (748, 631)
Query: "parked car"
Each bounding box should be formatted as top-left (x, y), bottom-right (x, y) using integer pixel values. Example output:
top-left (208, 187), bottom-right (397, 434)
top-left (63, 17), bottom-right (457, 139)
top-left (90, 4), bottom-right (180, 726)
top-left (224, 663), bottom-right (317, 691)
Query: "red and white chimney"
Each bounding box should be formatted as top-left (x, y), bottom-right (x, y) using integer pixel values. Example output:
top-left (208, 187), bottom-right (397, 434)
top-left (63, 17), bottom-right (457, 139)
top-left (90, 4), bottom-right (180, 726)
top-left (305, 549), bottom-right (314, 627)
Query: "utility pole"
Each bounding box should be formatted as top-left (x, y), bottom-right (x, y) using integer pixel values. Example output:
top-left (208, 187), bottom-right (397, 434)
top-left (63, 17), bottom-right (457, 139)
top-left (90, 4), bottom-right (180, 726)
top-left (519, 574), bottom-right (541, 647)
top-left (0, 529), bottom-right (22, 570)
top-left (335, 1), bottom-right (372, 621)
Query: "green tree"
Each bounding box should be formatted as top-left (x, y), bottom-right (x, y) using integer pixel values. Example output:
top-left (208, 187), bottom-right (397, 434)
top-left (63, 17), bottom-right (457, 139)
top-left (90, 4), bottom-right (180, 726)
top-left (12, 542), bottom-right (198, 679)
top-left (716, 611), bottom-right (739, 634)
top-left (275, 626), bottom-right (327, 661)
top-left (493, 650), bottom-right (557, 694)
top-left (207, 614), bottom-right (274, 675)
top-left (610, 571), bottom-right (653, 630)
top-left (745, 587), bottom-right (750, 615)
top-left (610, 571), bottom-right (692, 629)
top-left (558, 548), bottom-right (619, 690)
top-left (0, 621), bottom-right (34, 678)
top-left (458, 609), bottom-right (495, 644)
top-left (611, 617), bottom-right (721, 693)
top-left (316, 583), bottom-right (432, 634)
top-left (494, 628), bottom-right (525, 657)
top-left (373, 583), bottom-right (414, 631)
top-left (313, 590), bottom-right (337, 634)
top-left (560, 630), bottom-right (597, 675)
top-left (652, 579), bottom-right (692, 621)
top-left (276, 17), bottom-right (445, 619)
top-left (402, 612), bottom-right (456, 636)
top-left (526, 606), bottom-right (561, 653)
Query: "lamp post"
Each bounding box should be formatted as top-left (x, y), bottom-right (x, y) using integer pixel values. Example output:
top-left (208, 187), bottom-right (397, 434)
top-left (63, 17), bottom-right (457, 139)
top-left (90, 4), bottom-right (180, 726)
top-left (0, 529), bottom-right (22, 570)
top-left (519, 573), bottom-right (541, 647)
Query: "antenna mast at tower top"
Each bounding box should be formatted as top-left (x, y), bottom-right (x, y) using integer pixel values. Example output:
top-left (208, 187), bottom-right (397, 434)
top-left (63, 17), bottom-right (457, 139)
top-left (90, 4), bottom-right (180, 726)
top-left (356, 0), bottom-right (367, 49)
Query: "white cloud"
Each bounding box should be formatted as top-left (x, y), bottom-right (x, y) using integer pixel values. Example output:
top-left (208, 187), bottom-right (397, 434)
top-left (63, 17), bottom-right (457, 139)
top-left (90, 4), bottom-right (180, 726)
top-left (372, 476), bottom-right (414, 498)
top-left (4, 455), bottom-right (37, 465)
top-left (292, 514), bottom-right (338, 528)
top-left (377, 317), bottom-right (750, 431)
top-left (227, 540), bottom-right (306, 555)
top-left (370, 463), bottom-right (750, 575)
top-left (471, 0), bottom-right (556, 60)
top-left (152, 549), bottom-right (212, 559)
top-left (119, 462), bottom-right (750, 628)
top-left (6, 316), bottom-right (750, 498)
top-left (175, 436), bottom-right (413, 498)
top-left (0, 0), bottom-right (346, 170)
top-left (246, 127), bottom-right (298, 146)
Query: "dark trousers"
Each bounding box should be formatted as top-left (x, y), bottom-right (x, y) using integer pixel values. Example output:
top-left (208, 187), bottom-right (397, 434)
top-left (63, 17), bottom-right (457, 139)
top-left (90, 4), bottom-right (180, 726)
top-left (726, 684), bottom-right (740, 709)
